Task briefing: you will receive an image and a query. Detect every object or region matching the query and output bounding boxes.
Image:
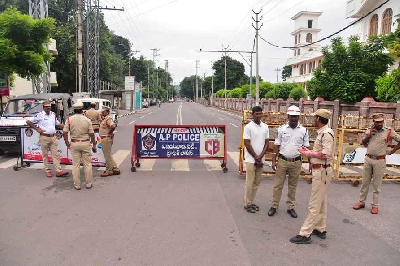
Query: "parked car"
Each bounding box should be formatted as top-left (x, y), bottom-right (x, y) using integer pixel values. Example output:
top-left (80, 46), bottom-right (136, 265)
top-left (142, 100), bottom-right (149, 108)
top-left (149, 99), bottom-right (157, 106)
top-left (77, 98), bottom-right (118, 125)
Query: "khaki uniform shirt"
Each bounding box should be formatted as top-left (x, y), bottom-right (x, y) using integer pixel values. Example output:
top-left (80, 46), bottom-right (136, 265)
top-left (99, 115), bottom-right (116, 136)
top-left (85, 108), bottom-right (101, 126)
top-left (63, 114), bottom-right (94, 140)
top-left (365, 127), bottom-right (400, 156)
top-left (310, 125), bottom-right (334, 165)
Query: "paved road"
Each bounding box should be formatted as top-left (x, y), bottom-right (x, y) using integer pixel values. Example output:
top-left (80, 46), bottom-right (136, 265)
top-left (1, 102), bottom-right (400, 266)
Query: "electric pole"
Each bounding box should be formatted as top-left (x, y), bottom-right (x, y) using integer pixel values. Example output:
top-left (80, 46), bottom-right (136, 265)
top-left (202, 72), bottom-right (205, 99)
top-left (165, 60), bottom-right (169, 101)
top-left (151, 48), bottom-right (160, 99)
top-left (76, 0), bottom-right (83, 93)
top-left (252, 9), bottom-right (263, 106)
top-left (274, 68), bottom-right (281, 84)
top-left (147, 66), bottom-right (150, 101)
top-left (29, 0), bottom-right (51, 94)
top-left (195, 60), bottom-right (199, 102)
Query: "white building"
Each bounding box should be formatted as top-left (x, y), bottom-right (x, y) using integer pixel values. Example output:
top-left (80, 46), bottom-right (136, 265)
top-left (347, 0), bottom-right (399, 68)
top-left (285, 11), bottom-right (324, 90)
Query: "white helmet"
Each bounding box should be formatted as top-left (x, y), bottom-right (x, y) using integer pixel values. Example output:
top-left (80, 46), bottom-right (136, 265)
top-left (286, 105), bottom-right (301, 115)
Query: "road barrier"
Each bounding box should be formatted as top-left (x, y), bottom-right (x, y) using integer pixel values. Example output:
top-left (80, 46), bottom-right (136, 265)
top-left (238, 110), bottom-right (318, 182)
top-left (334, 115), bottom-right (400, 186)
top-left (131, 124), bottom-right (228, 172)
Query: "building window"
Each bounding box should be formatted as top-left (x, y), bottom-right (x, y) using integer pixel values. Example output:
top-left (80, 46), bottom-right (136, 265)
top-left (309, 62), bottom-right (313, 73)
top-left (300, 65), bottom-right (304, 75)
top-left (306, 33), bottom-right (312, 43)
top-left (382, 8), bottom-right (393, 35)
top-left (308, 20), bottom-right (313, 28)
top-left (299, 34), bottom-right (301, 43)
top-left (369, 14), bottom-right (378, 36)
top-left (298, 49), bottom-right (301, 55)
top-left (313, 61), bottom-right (316, 70)
top-left (295, 35), bottom-right (297, 44)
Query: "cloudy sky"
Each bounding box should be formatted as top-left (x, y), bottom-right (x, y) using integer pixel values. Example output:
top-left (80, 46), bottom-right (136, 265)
top-left (102, 0), bottom-right (357, 85)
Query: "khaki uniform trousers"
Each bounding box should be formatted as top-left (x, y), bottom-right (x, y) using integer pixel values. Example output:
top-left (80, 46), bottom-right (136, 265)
top-left (299, 167), bottom-right (333, 237)
top-left (359, 156), bottom-right (386, 207)
top-left (40, 135), bottom-right (62, 173)
top-left (272, 158), bottom-right (302, 210)
top-left (70, 142), bottom-right (93, 188)
top-left (102, 137), bottom-right (118, 173)
top-left (244, 162), bottom-right (263, 206)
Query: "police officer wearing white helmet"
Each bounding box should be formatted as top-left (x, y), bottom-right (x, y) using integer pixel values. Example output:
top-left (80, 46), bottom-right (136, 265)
top-left (268, 105), bottom-right (310, 218)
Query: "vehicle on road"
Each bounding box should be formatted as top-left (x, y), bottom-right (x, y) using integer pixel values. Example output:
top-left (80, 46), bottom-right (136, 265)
top-left (76, 98), bottom-right (118, 125)
top-left (0, 93), bottom-right (72, 154)
top-left (142, 100), bottom-right (149, 108)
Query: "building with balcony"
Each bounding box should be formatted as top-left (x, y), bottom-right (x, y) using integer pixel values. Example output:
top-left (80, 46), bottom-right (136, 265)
top-left (285, 11), bottom-right (324, 91)
top-left (347, 0), bottom-right (399, 69)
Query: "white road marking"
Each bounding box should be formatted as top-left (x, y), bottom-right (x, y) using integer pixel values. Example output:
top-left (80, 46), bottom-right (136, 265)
top-left (97, 150), bottom-right (131, 171)
top-left (171, 160), bottom-right (189, 171)
top-left (0, 158), bottom-right (21, 169)
top-left (136, 159), bottom-right (156, 171)
top-left (230, 123), bottom-right (238, 128)
top-left (148, 112), bottom-right (153, 114)
top-left (228, 152), bottom-right (240, 167)
top-left (204, 160), bottom-right (222, 171)
top-left (139, 115), bottom-right (146, 118)
top-left (128, 120), bottom-right (136, 125)
top-left (219, 117), bottom-right (224, 121)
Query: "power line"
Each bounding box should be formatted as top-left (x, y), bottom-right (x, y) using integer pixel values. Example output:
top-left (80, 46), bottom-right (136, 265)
top-left (259, 0), bottom-right (391, 49)
top-left (261, 0), bottom-right (287, 17)
top-left (263, 0), bottom-right (308, 22)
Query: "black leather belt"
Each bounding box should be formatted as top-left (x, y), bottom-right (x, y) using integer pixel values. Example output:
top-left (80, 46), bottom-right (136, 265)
top-left (279, 154), bottom-right (302, 162)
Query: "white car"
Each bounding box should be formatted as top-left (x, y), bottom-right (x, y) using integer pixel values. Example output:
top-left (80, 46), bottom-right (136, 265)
top-left (142, 100), bottom-right (149, 108)
top-left (77, 98), bottom-right (118, 125)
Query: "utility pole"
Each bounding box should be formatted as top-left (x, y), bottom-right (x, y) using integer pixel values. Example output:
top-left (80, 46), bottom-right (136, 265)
top-left (222, 45), bottom-right (229, 108)
top-left (274, 68), bottom-right (281, 84)
top-left (202, 72), bottom-right (206, 99)
top-left (76, 0), bottom-right (83, 93)
top-left (128, 50), bottom-right (140, 76)
top-left (199, 48), bottom-right (254, 108)
top-left (165, 60), bottom-right (169, 101)
top-left (252, 9), bottom-right (263, 106)
top-left (147, 66), bottom-right (150, 101)
top-left (151, 48), bottom-right (160, 99)
top-left (29, 0), bottom-right (51, 94)
top-left (195, 60), bottom-right (199, 102)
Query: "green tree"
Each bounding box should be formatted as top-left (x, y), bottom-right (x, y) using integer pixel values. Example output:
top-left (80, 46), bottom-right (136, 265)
top-left (0, 8), bottom-right (55, 78)
top-left (289, 86), bottom-right (308, 100)
top-left (179, 75), bottom-right (197, 99)
top-left (307, 36), bottom-right (393, 103)
top-left (376, 69), bottom-right (400, 102)
top-left (212, 56), bottom-right (248, 91)
top-left (386, 15), bottom-right (400, 59)
top-left (282, 65), bottom-right (292, 81)
top-left (227, 88), bottom-right (242, 98)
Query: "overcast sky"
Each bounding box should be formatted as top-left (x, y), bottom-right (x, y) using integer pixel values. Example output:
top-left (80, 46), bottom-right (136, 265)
top-left (102, 0), bottom-right (356, 85)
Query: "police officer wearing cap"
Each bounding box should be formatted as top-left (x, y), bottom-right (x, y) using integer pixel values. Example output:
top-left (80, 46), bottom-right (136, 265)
top-left (99, 105), bottom-right (121, 177)
top-left (290, 109), bottom-right (334, 244)
top-left (85, 102), bottom-right (101, 131)
top-left (26, 100), bottom-right (69, 178)
top-left (268, 106), bottom-right (310, 218)
top-left (63, 101), bottom-right (96, 190)
top-left (353, 113), bottom-right (400, 214)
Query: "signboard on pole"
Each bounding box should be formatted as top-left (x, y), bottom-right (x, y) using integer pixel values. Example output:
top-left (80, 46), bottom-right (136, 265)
top-left (0, 75), bottom-right (10, 96)
top-left (131, 125), bottom-right (228, 172)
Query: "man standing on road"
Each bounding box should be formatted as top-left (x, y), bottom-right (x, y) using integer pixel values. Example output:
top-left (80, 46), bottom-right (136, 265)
top-left (243, 106), bottom-right (269, 213)
top-left (268, 106), bottom-right (310, 218)
top-left (63, 102), bottom-right (96, 190)
top-left (290, 109), bottom-right (334, 244)
top-left (353, 113), bottom-right (400, 214)
top-left (85, 102), bottom-right (101, 131)
top-left (99, 106), bottom-right (121, 177)
top-left (26, 101), bottom-right (69, 178)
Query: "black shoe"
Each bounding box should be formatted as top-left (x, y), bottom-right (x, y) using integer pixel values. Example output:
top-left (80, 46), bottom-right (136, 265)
top-left (287, 209), bottom-right (298, 218)
top-left (290, 235), bottom-right (312, 244)
top-left (311, 230), bottom-right (326, 239)
top-left (268, 207), bottom-right (276, 216)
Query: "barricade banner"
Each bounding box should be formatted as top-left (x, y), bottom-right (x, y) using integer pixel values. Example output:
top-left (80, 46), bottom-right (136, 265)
top-left (131, 125), bottom-right (228, 172)
top-left (21, 128), bottom-right (106, 166)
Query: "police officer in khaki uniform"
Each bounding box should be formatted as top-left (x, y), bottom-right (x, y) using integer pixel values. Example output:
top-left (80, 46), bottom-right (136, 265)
top-left (85, 102), bottom-right (101, 131)
top-left (353, 113), bottom-right (400, 214)
top-left (290, 109), bottom-right (334, 244)
top-left (26, 100), bottom-right (69, 178)
top-left (63, 102), bottom-right (97, 190)
top-left (99, 106), bottom-right (121, 177)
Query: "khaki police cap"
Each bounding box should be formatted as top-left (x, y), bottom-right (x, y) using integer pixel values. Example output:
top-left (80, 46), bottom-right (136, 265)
top-left (90, 101), bottom-right (97, 106)
top-left (313, 109), bottom-right (331, 120)
top-left (42, 100), bottom-right (51, 107)
top-left (372, 113), bottom-right (384, 121)
top-left (73, 101), bottom-right (84, 109)
top-left (102, 105), bottom-right (110, 111)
